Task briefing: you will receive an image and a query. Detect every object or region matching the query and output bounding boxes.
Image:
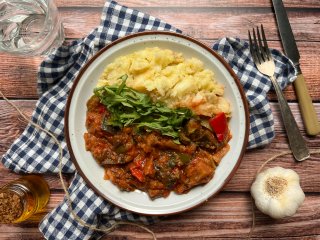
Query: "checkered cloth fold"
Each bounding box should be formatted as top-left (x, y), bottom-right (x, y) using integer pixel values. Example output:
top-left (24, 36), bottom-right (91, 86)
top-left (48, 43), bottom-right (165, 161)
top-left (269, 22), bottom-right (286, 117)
top-left (1, 1), bottom-right (296, 239)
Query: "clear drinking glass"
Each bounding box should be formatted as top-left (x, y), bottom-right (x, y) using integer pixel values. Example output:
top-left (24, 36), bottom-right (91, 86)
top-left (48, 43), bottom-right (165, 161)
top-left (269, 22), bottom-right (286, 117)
top-left (0, 0), bottom-right (64, 56)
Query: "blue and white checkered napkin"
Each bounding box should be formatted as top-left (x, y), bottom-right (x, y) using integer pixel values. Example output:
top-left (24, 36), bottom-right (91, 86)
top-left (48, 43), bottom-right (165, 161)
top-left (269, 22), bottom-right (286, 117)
top-left (1, 1), bottom-right (297, 239)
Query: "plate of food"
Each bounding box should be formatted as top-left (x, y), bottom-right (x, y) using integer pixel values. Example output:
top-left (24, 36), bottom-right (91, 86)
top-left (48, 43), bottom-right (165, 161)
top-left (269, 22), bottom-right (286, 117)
top-left (65, 31), bottom-right (249, 215)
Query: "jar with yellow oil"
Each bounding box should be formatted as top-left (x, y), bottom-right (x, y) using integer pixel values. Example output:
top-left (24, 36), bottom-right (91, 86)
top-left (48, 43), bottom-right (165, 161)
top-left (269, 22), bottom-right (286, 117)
top-left (0, 175), bottom-right (50, 223)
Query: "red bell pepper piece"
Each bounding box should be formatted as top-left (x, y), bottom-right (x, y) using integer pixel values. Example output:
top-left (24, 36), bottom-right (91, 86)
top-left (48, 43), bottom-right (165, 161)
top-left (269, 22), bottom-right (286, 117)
top-left (209, 112), bottom-right (228, 142)
top-left (130, 155), bottom-right (145, 182)
top-left (130, 166), bottom-right (144, 182)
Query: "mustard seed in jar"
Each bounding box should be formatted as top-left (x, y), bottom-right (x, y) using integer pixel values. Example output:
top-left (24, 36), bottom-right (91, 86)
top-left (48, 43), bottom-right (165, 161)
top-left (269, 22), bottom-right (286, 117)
top-left (0, 191), bottom-right (23, 223)
top-left (0, 175), bottom-right (50, 223)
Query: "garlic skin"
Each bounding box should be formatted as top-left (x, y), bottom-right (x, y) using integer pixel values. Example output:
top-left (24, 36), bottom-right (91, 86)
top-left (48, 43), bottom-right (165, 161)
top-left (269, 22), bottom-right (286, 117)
top-left (251, 166), bottom-right (305, 219)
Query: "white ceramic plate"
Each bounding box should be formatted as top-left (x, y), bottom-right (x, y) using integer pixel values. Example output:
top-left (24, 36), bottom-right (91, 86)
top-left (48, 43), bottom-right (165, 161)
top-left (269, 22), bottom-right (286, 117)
top-left (65, 31), bottom-right (249, 215)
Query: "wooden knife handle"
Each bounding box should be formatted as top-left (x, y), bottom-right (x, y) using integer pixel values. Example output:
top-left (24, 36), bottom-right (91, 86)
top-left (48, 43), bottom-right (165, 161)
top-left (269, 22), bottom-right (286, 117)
top-left (293, 73), bottom-right (320, 135)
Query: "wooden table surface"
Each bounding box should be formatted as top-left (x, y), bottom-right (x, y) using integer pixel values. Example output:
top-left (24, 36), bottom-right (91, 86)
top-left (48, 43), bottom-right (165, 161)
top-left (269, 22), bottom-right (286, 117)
top-left (1, 0), bottom-right (320, 239)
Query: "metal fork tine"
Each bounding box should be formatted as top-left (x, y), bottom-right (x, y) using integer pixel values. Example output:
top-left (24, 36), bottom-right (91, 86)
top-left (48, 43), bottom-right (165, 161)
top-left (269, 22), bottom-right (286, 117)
top-left (256, 26), bottom-right (266, 61)
top-left (248, 30), bottom-right (259, 64)
top-left (248, 30), bottom-right (253, 53)
top-left (252, 28), bottom-right (261, 64)
top-left (260, 24), bottom-right (271, 60)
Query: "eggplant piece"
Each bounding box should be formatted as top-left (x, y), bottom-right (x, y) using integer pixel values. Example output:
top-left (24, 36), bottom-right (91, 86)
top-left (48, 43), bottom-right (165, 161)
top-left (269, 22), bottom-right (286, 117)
top-left (182, 118), bottom-right (220, 150)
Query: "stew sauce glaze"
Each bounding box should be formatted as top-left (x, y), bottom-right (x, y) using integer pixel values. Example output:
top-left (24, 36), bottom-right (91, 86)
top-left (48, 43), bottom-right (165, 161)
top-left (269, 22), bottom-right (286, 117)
top-left (84, 96), bottom-right (230, 199)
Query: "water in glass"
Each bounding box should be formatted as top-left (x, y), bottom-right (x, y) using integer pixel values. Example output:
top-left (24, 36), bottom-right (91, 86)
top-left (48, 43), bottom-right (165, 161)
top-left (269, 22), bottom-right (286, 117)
top-left (0, 0), bottom-right (64, 56)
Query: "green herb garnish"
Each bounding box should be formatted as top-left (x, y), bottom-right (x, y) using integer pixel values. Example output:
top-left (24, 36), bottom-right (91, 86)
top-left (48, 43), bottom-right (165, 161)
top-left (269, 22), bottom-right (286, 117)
top-left (94, 75), bottom-right (193, 143)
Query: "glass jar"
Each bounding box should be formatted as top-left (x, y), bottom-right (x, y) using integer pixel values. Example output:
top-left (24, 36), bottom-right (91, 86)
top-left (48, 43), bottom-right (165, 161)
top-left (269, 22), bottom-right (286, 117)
top-left (0, 175), bottom-right (50, 223)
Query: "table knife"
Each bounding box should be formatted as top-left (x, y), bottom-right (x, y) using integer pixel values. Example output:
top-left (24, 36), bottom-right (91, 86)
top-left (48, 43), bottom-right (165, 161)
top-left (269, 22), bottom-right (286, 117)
top-left (272, 0), bottom-right (320, 136)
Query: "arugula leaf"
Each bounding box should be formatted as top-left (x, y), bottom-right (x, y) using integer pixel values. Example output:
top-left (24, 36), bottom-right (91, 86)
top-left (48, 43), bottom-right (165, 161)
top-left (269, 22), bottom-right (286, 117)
top-left (94, 75), bottom-right (193, 143)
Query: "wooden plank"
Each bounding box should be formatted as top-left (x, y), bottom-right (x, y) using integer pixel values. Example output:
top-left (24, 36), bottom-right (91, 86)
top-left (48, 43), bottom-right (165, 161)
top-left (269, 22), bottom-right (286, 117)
top-left (0, 192), bottom-right (318, 239)
top-left (55, 0), bottom-right (320, 8)
top-left (107, 193), bottom-right (320, 239)
top-left (54, 7), bottom-right (320, 41)
top-left (113, 193), bottom-right (320, 239)
top-left (0, 101), bottom-right (36, 154)
top-left (56, 0), bottom-right (104, 8)
top-left (119, 0), bottom-right (320, 8)
top-left (0, 232), bottom-right (43, 240)
top-left (139, 9), bottom-right (320, 42)
top-left (60, 8), bottom-right (101, 39)
top-left (0, 101), bottom-right (319, 192)
top-left (0, 55), bottom-right (41, 99)
top-left (1, 41), bottom-right (320, 100)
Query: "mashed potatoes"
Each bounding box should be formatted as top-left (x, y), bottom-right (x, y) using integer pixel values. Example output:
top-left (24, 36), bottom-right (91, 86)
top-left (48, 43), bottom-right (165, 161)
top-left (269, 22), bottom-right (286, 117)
top-left (97, 47), bottom-right (231, 117)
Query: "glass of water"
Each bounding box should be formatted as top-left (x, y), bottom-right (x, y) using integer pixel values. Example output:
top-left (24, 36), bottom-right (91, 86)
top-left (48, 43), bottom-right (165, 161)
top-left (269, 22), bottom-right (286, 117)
top-left (0, 0), bottom-right (64, 56)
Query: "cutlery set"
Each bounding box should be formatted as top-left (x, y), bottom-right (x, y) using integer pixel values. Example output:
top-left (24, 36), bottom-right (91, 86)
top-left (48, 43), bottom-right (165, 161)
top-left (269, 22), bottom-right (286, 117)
top-left (248, 0), bottom-right (319, 161)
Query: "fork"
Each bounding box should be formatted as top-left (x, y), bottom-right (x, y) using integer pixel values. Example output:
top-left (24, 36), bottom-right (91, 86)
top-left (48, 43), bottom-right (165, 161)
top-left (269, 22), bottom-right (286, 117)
top-left (248, 25), bottom-right (309, 161)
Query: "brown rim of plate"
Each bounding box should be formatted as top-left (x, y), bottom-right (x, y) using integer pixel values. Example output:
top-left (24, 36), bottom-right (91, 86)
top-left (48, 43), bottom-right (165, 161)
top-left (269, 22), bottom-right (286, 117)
top-left (64, 31), bottom-right (250, 216)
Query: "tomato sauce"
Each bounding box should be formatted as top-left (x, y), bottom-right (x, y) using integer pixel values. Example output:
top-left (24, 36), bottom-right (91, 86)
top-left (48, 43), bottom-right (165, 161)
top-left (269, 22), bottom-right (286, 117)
top-left (84, 96), bottom-right (230, 199)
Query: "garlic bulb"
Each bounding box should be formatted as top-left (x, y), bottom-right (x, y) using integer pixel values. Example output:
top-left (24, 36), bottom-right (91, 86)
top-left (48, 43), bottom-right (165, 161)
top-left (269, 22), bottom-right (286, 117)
top-left (251, 166), bottom-right (305, 219)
